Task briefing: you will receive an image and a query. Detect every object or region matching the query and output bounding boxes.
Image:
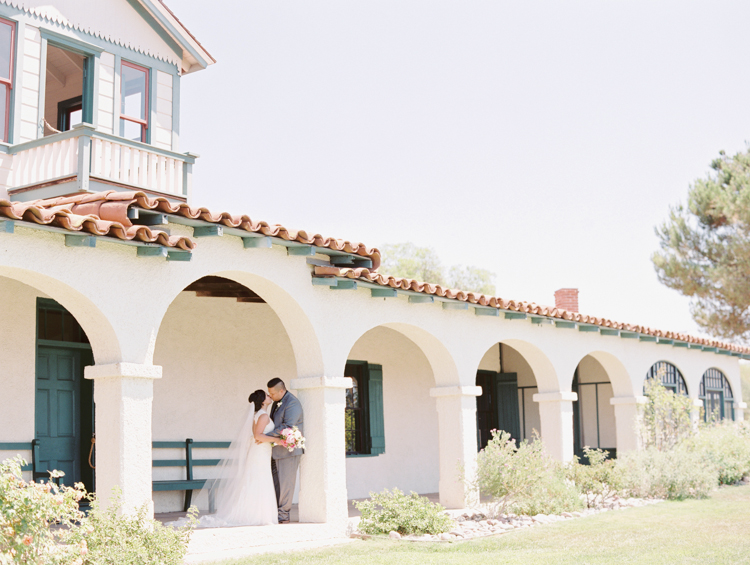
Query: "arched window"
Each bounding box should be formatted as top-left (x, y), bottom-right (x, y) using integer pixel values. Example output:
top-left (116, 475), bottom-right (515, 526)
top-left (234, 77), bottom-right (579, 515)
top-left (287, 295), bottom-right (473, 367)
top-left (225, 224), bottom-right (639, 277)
top-left (645, 361), bottom-right (688, 396)
top-left (700, 369), bottom-right (734, 422)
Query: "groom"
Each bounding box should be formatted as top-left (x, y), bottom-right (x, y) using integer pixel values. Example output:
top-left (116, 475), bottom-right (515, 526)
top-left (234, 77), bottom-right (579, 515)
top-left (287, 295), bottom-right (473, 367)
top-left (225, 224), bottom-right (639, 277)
top-left (266, 378), bottom-right (304, 524)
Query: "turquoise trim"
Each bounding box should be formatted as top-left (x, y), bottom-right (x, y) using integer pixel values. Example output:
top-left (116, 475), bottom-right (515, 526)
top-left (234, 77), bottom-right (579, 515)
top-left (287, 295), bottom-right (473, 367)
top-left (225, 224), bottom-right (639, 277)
top-left (409, 295), bottom-right (434, 304)
top-left (475, 307), bottom-right (499, 316)
top-left (132, 0), bottom-right (210, 69)
top-left (620, 331), bottom-right (638, 339)
top-left (40, 29), bottom-right (103, 56)
top-left (504, 312), bottom-right (527, 320)
top-left (578, 324), bottom-right (599, 332)
top-left (639, 336), bottom-right (657, 342)
top-left (555, 321), bottom-right (576, 329)
top-left (9, 124), bottom-right (196, 162)
top-left (36, 36), bottom-right (47, 141)
top-left (600, 328), bottom-right (619, 336)
top-left (442, 301), bottom-right (468, 310)
top-left (370, 288), bottom-right (397, 298)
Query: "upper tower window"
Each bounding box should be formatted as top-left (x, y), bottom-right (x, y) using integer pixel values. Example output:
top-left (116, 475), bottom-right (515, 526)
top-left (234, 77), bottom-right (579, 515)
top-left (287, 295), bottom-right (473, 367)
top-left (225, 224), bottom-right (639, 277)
top-left (120, 61), bottom-right (149, 142)
top-left (0, 18), bottom-right (15, 143)
top-left (43, 45), bottom-right (87, 136)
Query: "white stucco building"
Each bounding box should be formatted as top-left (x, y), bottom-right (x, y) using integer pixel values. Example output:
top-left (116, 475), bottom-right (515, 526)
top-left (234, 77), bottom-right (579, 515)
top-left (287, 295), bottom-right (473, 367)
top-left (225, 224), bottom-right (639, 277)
top-left (0, 0), bottom-right (746, 533)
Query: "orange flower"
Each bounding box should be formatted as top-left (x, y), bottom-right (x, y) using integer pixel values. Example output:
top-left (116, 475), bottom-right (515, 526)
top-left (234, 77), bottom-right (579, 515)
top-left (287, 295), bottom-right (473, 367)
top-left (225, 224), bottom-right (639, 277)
top-left (22, 534), bottom-right (32, 546)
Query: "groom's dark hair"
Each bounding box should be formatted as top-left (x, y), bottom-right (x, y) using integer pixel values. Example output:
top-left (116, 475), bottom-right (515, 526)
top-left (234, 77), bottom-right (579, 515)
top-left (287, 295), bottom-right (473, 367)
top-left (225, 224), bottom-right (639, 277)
top-left (267, 378), bottom-right (285, 390)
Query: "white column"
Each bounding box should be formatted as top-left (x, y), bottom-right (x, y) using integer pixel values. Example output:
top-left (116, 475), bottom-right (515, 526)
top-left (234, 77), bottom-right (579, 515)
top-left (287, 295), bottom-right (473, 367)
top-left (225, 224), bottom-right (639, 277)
top-left (290, 376), bottom-right (351, 526)
top-left (735, 401), bottom-right (747, 421)
top-left (430, 385), bottom-right (482, 509)
top-left (84, 363), bottom-right (161, 517)
top-left (610, 396), bottom-right (647, 454)
top-left (533, 392), bottom-right (577, 461)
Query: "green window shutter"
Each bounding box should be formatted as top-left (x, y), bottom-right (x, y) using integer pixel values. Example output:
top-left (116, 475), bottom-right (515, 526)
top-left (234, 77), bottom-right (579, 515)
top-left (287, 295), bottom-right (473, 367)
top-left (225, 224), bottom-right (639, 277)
top-left (367, 364), bottom-right (385, 455)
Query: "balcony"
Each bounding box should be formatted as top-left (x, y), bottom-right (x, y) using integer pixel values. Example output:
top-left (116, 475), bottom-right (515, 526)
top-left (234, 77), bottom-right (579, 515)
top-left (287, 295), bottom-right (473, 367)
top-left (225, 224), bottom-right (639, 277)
top-left (0, 124), bottom-right (197, 203)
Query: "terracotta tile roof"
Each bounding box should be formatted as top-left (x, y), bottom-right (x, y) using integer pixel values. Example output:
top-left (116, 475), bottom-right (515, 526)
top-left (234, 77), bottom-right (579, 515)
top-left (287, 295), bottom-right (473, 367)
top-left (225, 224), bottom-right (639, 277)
top-left (315, 266), bottom-right (750, 355)
top-left (4, 191), bottom-right (381, 268)
top-left (39, 191), bottom-right (382, 268)
top-left (0, 197), bottom-right (194, 250)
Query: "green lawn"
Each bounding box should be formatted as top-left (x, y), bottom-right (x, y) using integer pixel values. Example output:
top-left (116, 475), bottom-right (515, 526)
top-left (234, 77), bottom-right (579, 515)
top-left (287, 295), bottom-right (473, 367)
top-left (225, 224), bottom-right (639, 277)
top-left (211, 485), bottom-right (750, 565)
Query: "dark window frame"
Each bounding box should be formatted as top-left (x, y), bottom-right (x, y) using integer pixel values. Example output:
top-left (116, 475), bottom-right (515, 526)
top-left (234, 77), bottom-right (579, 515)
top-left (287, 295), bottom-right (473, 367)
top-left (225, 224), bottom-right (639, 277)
top-left (700, 368), bottom-right (734, 422)
top-left (57, 95), bottom-right (82, 132)
top-left (645, 361), bottom-right (688, 396)
top-left (345, 361), bottom-right (370, 456)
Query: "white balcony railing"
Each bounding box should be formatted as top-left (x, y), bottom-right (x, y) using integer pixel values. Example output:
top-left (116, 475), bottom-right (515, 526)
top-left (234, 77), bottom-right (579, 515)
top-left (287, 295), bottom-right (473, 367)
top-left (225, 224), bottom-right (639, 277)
top-left (2, 124), bottom-right (196, 200)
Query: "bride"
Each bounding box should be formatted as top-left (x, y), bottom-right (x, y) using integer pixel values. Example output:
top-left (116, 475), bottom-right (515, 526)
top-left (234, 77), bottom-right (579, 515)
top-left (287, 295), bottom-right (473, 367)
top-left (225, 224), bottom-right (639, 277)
top-left (192, 389), bottom-right (279, 527)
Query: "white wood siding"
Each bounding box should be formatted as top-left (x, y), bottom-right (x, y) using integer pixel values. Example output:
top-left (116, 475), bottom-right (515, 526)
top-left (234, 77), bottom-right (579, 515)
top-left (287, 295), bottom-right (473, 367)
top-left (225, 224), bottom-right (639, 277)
top-left (19, 25), bottom-right (41, 142)
top-left (154, 70), bottom-right (172, 150)
top-left (97, 52), bottom-right (115, 134)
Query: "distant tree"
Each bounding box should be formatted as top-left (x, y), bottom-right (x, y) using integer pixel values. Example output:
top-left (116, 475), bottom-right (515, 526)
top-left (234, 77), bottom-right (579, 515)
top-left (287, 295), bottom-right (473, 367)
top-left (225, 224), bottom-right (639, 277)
top-left (379, 242), bottom-right (496, 295)
top-left (379, 243), bottom-right (446, 286)
top-left (653, 148), bottom-right (750, 342)
top-left (447, 265), bottom-right (496, 295)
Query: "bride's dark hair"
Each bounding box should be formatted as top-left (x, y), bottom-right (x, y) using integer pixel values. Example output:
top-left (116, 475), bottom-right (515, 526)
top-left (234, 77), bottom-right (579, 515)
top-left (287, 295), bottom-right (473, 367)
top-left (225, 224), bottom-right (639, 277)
top-left (248, 389), bottom-right (266, 411)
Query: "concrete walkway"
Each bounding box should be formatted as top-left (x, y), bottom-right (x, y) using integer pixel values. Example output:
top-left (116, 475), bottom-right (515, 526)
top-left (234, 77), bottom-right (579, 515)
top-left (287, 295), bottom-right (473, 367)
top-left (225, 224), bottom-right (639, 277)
top-left (156, 494), bottom-right (445, 563)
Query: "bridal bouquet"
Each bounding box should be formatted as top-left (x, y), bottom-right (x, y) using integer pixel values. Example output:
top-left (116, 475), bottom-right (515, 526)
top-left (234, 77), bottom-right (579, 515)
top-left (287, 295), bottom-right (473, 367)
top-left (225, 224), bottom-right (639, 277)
top-left (277, 426), bottom-right (305, 452)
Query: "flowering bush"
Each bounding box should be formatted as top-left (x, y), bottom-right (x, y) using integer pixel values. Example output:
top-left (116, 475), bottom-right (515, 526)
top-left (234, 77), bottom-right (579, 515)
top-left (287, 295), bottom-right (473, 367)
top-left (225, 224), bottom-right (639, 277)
top-left (354, 488), bottom-right (453, 535)
top-left (0, 457), bottom-right (87, 565)
top-left (0, 457), bottom-right (196, 565)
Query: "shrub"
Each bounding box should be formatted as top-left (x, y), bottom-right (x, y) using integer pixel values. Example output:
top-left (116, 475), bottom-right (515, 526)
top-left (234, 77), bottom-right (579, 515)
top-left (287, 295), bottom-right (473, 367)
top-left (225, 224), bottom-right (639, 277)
top-left (353, 488), bottom-right (453, 535)
top-left (67, 489), bottom-right (197, 565)
top-left (566, 448), bottom-right (625, 508)
top-left (0, 457), bottom-right (196, 565)
top-left (640, 379), bottom-right (694, 451)
top-left (0, 457), bottom-right (87, 565)
top-left (683, 422), bottom-right (750, 485)
top-left (618, 447), bottom-right (718, 500)
top-left (473, 430), bottom-right (549, 515)
top-left (511, 468), bottom-right (584, 516)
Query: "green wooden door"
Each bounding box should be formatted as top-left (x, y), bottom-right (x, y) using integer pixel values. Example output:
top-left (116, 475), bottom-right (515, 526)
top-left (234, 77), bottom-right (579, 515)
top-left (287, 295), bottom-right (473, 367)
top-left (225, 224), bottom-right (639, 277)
top-left (496, 373), bottom-right (521, 443)
top-left (35, 346), bottom-right (93, 488)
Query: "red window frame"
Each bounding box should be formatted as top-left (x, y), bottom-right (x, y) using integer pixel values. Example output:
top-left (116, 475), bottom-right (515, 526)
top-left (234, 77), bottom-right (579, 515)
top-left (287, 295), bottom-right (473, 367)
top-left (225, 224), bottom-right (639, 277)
top-left (120, 60), bottom-right (149, 143)
top-left (0, 17), bottom-right (16, 143)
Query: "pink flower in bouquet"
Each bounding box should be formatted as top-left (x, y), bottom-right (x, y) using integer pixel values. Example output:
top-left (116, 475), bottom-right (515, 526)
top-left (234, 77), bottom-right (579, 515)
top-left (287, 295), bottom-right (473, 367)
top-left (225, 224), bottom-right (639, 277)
top-left (278, 426), bottom-right (305, 452)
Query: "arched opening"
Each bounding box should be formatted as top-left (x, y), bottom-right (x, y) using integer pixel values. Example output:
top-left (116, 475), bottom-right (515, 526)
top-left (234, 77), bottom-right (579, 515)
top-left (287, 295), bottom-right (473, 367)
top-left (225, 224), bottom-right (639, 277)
top-left (700, 368), bottom-right (734, 422)
top-left (0, 273), bottom-right (113, 494)
top-left (645, 361), bottom-right (688, 396)
top-left (151, 275), bottom-right (299, 516)
top-left (572, 355), bottom-right (617, 459)
top-left (344, 324), bottom-right (443, 501)
top-left (475, 342), bottom-right (542, 449)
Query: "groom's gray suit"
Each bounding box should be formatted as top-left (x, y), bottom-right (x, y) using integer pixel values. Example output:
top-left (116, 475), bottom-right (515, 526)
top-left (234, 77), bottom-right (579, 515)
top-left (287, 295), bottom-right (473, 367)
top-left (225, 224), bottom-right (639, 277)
top-left (269, 390), bottom-right (304, 522)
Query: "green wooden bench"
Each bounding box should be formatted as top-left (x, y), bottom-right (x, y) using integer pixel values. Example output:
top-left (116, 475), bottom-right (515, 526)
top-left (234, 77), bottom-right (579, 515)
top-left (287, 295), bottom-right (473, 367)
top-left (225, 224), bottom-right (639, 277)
top-left (152, 439), bottom-right (230, 512)
top-left (0, 440), bottom-right (54, 483)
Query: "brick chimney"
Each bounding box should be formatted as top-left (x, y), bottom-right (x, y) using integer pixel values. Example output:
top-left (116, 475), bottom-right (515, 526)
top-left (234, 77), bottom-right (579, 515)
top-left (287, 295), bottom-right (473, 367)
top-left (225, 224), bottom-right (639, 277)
top-left (554, 288), bottom-right (579, 313)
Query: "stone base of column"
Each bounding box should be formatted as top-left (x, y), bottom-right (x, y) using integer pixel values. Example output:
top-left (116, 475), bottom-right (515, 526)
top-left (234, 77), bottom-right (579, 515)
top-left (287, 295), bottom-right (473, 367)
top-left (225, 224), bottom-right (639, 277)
top-left (85, 363), bottom-right (161, 517)
top-left (430, 386), bottom-right (482, 509)
top-left (532, 392), bottom-right (577, 462)
top-left (610, 396), bottom-right (647, 454)
top-left (290, 376), bottom-right (351, 526)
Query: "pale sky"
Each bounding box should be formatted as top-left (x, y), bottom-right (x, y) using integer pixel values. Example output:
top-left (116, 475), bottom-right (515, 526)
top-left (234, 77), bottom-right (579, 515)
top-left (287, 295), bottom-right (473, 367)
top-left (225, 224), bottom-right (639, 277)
top-left (170, 0), bottom-right (750, 341)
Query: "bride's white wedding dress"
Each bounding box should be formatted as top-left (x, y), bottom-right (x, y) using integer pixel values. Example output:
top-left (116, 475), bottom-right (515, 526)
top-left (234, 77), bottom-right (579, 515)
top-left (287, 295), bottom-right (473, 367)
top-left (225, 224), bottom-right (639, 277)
top-left (176, 406), bottom-right (278, 528)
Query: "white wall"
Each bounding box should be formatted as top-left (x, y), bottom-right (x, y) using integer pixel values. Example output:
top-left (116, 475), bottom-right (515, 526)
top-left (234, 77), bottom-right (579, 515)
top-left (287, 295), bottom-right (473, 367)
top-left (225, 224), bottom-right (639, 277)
top-left (345, 326), bottom-right (439, 500)
top-left (154, 70), bottom-right (172, 150)
top-left (20, 25), bottom-right (41, 142)
top-left (151, 291), bottom-right (297, 512)
top-left (97, 52), bottom-right (115, 134)
top-left (0, 277), bottom-right (42, 476)
top-left (14, 0), bottom-right (181, 67)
